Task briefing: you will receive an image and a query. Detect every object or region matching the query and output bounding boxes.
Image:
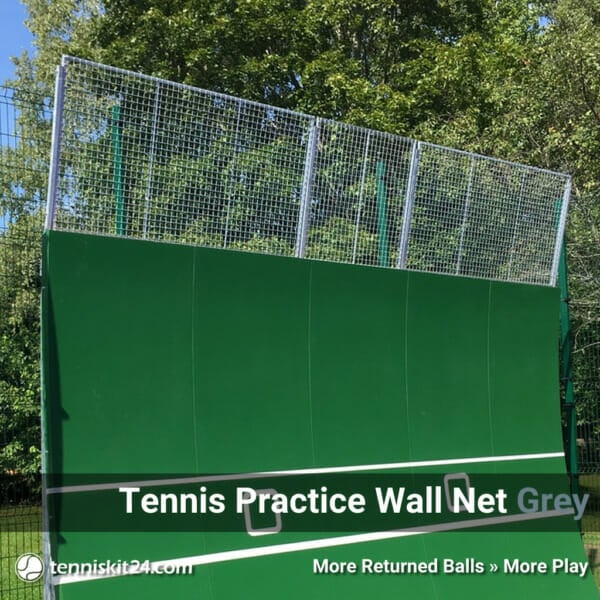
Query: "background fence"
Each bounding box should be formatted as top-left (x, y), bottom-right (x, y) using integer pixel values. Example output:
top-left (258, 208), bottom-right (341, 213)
top-left (571, 314), bottom-right (600, 579)
top-left (47, 56), bottom-right (570, 287)
top-left (574, 315), bottom-right (600, 474)
top-left (0, 84), bottom-right (46, 599)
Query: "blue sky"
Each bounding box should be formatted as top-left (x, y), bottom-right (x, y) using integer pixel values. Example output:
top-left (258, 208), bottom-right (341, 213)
top-left (0, 1), bottom-right (33, 230)
top-left (0, 0), bottom-right (34, 85)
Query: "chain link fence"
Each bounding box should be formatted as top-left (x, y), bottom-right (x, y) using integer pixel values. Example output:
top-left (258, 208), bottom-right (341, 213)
top-left (0, 83), bottom-right (47, 599)
top-left (574, 316), bottom-right (600, 474)
top-left (47, 56), bottom-right (570, 286)
top-left (572, 311), bottom-right (600, 577)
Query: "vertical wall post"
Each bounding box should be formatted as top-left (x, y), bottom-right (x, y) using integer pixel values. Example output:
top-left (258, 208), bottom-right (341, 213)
top-left (112, 105), bottom-right (125, 236)
top-left (295, 117), bottom-right (319, 258)
top-left (44, 63), bottom-right (67, 231)
top-left (550, 178), bottom-right (572, 286)
top-left (397, 140), bottom-right (421, 269)
top-left (42, 62), bottom-right (66, 600)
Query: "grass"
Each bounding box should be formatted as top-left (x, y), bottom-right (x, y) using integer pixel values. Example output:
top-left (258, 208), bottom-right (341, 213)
top-left (579, 474), bottom-right (600, 590)
top-left (0, 505), bottom-right (42, 600)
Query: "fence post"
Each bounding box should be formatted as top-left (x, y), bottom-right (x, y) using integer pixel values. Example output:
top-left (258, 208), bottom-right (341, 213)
top-left (376, 160), bottom-right (389, 267)
top-left (295, 117), bottom-right (319, 258)
top-left (112, 105), bottom-right (125, 236)
top-left (397, 140), bottom-right (421, 269)
top-left (43, 64), bottom-right (61, 591)
top-left (44, 62), bottom-right (67, 231)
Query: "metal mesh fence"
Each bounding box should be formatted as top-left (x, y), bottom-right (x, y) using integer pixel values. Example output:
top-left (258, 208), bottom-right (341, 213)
top-left (47, 56), bottom-right (571, 286)
top-left (407, 145), bottom-right (566, 284)
top-left (304, 122), bottom-right (413, 267)
top-left (0, 84), bottom-right (46, 599)
top-left (573, 316), bottom-right (600, 473)
top-left (571, 314), bottom-right (600, 578)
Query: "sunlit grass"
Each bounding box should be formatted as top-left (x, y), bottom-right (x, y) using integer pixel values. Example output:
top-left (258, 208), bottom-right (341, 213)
top-left (0, 505), bottom-right (42, 600)
top-left (580, 474), bottom-right (600, 591)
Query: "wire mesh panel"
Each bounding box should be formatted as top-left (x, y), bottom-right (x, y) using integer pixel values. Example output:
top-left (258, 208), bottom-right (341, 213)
top-left (47, 56), bottom-right (571, 286)
top-left (305, 121), bottom-right (413, 267)
top-left (52, 58), bottom-right (312, 256)
top-left (573, 317), bottom-right (600, 473)
top-left (570, 315), bottom-right (600, 566)
top-left (0, 83), bottom-right (45, 600)
top-left (405, 144), bottom-right (476, 275)
top-left (406, 144), bottom-right (568, 285)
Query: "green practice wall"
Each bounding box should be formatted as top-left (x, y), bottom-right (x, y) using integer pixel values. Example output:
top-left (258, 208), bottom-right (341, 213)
top-left (41, 230), bottom-right (597, 599)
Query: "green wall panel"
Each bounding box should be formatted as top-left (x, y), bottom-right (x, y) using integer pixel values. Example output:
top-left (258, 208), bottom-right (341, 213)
top-left (192, 250), bottom-right (313, 472)
top-left (405, 273), bottom-right (492, 460)
top-left (41, 231), bottom-right (596, 599)
top-left (43, 234), bottom-right (197, 473)
top-left (488, 282), bottom-right (564, 456)
top-left (309, 261), bottom-right (408, 465)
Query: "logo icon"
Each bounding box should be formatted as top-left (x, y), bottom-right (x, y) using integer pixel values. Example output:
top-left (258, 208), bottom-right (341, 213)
top-left (15, 553), bottom-right (44, 583)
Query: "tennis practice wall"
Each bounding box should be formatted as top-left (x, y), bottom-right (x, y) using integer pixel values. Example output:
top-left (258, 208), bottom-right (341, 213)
top-left (41, 230), bottom-right (596, 599)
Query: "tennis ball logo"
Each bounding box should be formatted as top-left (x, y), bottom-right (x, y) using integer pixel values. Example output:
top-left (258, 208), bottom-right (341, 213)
top-left (15, 553), bottom-right (44, 583)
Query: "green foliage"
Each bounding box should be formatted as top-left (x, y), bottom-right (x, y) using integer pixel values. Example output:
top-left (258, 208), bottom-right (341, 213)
top-left (89, 1), bottom-right (542, 132)
top-left (0, 214), bottom-right (43, 481)
top-left (306, 216), bottom-right (380, 265)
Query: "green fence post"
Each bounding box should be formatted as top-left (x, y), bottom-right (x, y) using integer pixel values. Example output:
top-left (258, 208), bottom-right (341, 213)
top-left (376, 160), bottom-right (389, 267)
top-left (112, 105), bottom-right (125, 236)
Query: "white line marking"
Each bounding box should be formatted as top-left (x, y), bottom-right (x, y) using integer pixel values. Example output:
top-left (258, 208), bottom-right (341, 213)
top-left (46, 451), bottom-right (564, 494)
top-left (53, 508), bottom-right (573, 586)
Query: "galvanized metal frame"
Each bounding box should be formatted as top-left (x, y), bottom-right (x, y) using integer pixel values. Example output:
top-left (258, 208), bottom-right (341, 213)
top-left (295, 117), bottom-right (319, 258)
top-left (550, 178), bottom-right (572, 287)
top-left (44, 62), bottom-right (66, 231)
top-left (397, 140), bottom-right (420, 269)
top-left (45, 56), bottom-right (572, 287)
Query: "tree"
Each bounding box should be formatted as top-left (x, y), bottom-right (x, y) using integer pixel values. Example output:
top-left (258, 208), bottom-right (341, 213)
top-left (92, 1), bottom-right (546, 134)
top-left (0, 214), bottom-right (43, 481)
top-left (0, 73), bottom-right (53, 483)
